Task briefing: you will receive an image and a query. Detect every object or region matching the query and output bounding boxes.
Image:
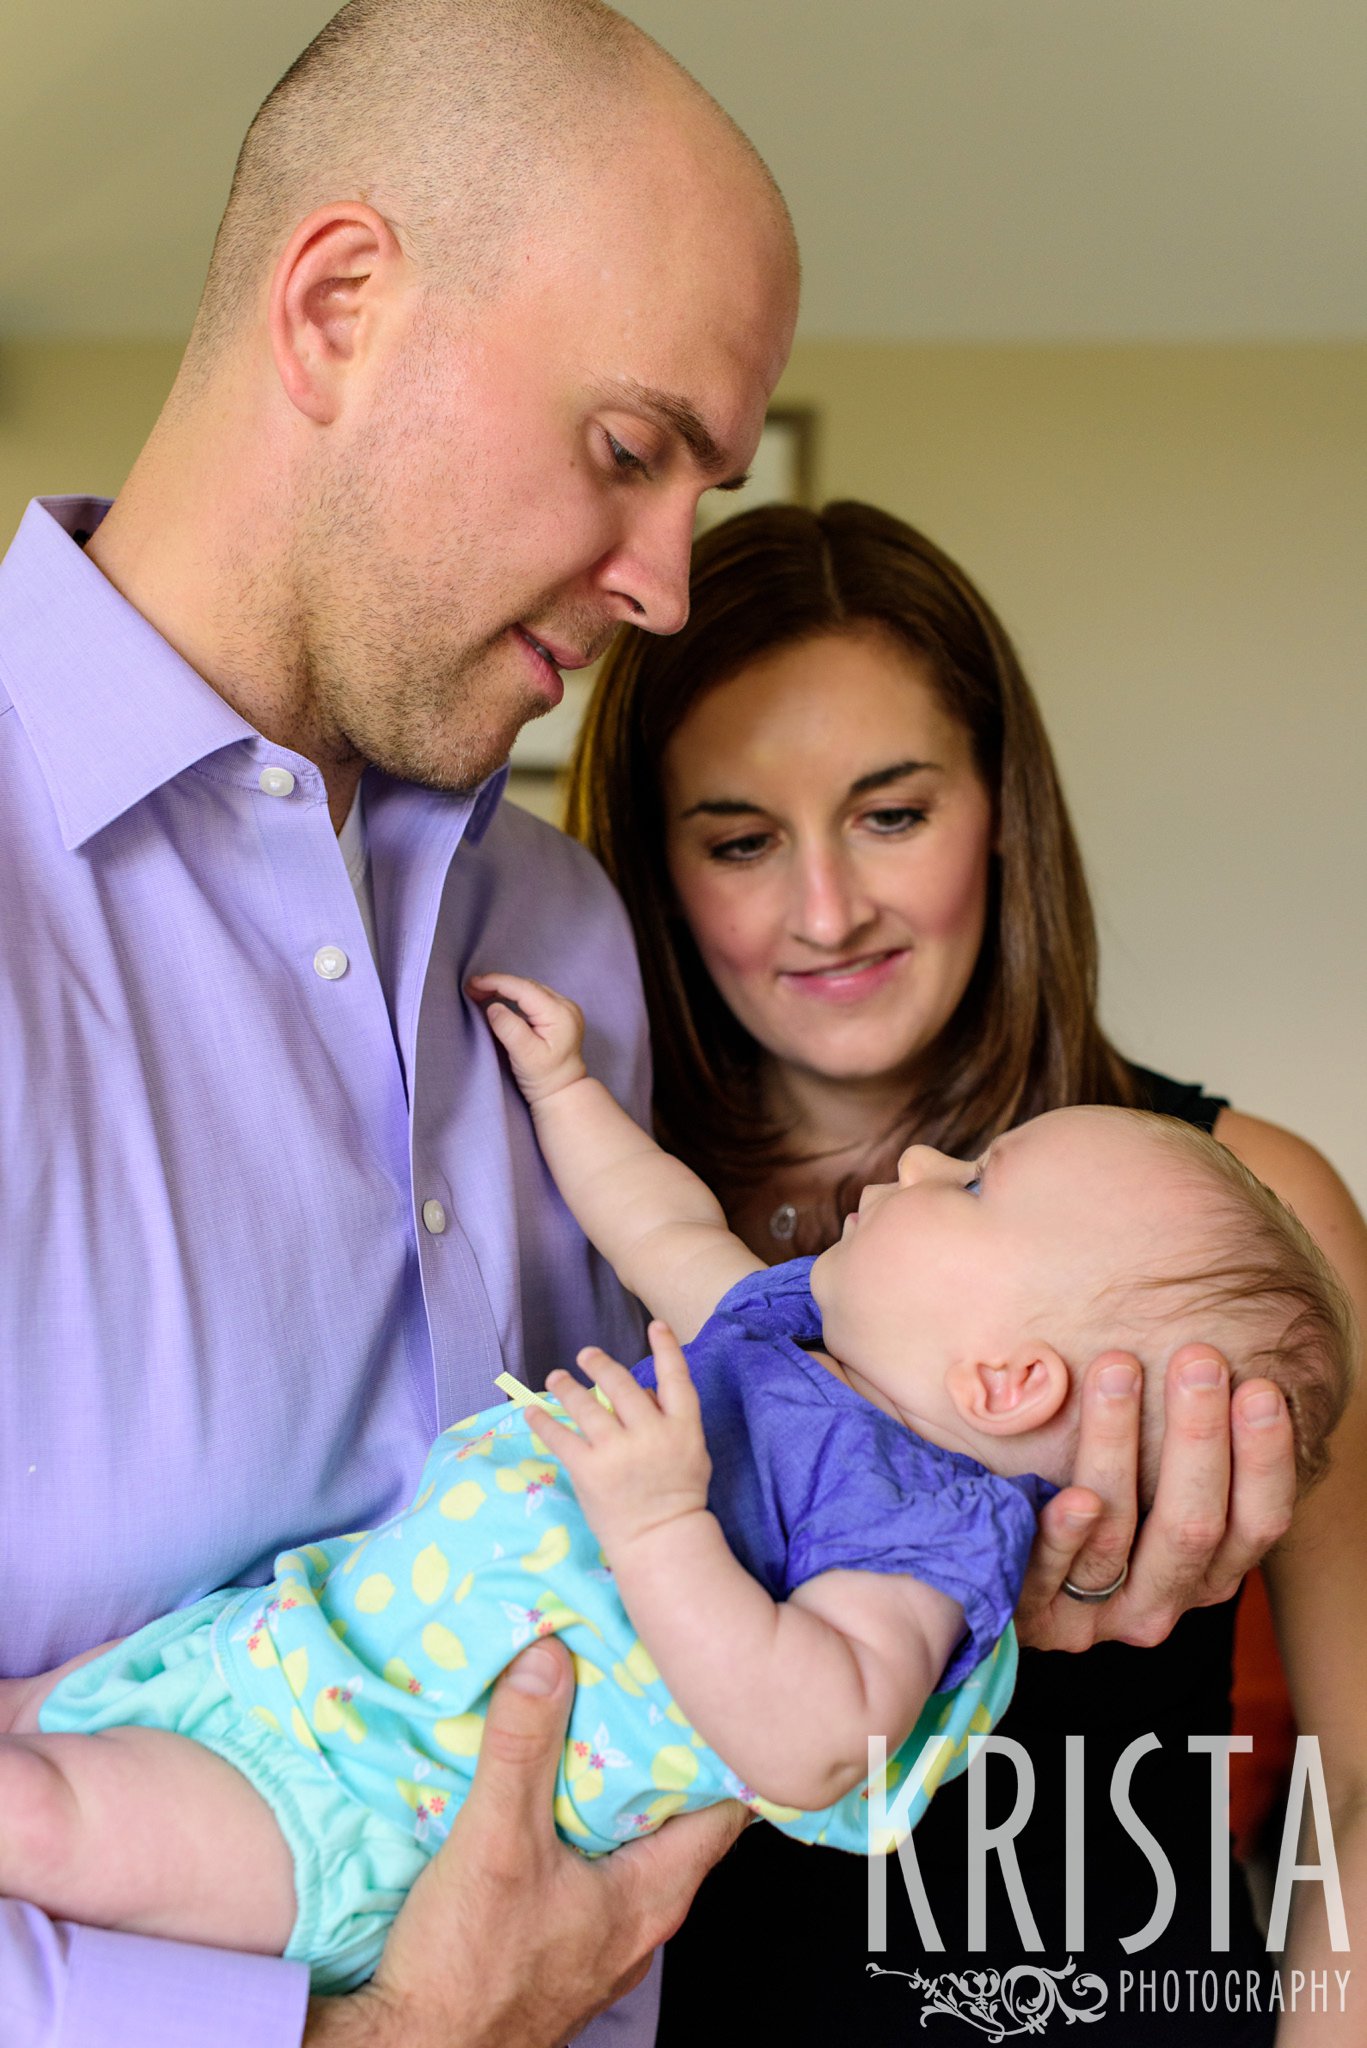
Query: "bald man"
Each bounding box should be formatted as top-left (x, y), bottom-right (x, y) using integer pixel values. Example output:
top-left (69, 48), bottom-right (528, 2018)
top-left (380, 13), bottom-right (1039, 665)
top-left (0, 3), bottom-right (796, 2045)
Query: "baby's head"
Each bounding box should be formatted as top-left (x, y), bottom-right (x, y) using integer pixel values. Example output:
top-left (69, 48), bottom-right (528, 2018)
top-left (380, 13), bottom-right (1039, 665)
top-left (808, 1105), bottom-right (1356, 1502)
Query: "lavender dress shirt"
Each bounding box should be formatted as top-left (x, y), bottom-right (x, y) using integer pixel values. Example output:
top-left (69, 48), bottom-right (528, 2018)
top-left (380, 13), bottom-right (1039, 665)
top-left (0, 498), bottom-right (654, 2047)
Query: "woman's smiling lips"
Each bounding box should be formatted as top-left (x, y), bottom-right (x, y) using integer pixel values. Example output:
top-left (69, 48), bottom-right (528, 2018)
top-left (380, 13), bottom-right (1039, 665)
top-left (777, 949), bottom-right (909, 1004)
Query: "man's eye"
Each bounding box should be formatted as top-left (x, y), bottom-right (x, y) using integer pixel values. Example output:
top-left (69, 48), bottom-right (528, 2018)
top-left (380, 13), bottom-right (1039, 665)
top-left (605, 432), bottom-right (650, 478)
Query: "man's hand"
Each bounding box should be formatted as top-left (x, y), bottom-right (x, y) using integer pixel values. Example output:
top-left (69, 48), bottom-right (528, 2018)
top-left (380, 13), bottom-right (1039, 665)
top-left (536, 1324), bottom-right (713, 1558)
top-left (1014, 1345), bottom-right (1298, 1652)
top-left (304, 1636), bottom-right (747, 2048)
top-left (468, 971), bottom-right (588, 1105)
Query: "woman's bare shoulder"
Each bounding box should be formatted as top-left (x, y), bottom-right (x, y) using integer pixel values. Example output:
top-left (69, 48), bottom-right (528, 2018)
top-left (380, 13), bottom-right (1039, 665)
top-left (1212, 1107), bottom-right (1366, 1264)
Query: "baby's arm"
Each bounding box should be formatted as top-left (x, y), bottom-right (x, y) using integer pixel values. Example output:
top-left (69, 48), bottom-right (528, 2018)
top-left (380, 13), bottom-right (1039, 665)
top-left (535, 1329), bottom-right (965, 1811)
top-left (470, 972), bottom-right (762, 1341)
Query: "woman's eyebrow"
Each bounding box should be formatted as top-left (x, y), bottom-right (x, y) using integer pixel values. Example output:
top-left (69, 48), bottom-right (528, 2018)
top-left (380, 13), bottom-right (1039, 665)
top-left (679, 796), bottom-right (764, 820)
top-left (679, 759), bottom-right (942, 822)
top-left (849, 759), bottom-right (941, 797)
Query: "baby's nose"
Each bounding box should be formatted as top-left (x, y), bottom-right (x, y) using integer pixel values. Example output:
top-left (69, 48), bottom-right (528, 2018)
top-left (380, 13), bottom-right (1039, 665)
top-left (896, 1144), bottom-right (974, 1188)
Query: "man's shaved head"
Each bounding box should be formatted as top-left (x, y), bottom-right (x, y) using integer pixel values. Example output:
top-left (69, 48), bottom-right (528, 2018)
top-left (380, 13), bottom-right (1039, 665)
top-left (190, 0), bottom-right (791, 361)
top-left (115, 0), bottom-right (798, 812)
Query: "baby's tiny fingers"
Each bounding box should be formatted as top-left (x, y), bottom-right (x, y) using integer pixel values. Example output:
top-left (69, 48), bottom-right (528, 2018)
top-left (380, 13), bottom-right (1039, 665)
top-left (481, 998), bottom-right (531, 1042)
top-left (576, 1347), bottom-right (658, 1425)
top-left (648, 1322), bottom-right (701, 1421)
top-left (527, 1404), bottom-right (581, 1467)
top-left (545, 1368), bottom-right (618, 1442)
top-left (467, 969), bottom-right (543, 1005)
top-left (469, 970), bottom-right (579, 1030)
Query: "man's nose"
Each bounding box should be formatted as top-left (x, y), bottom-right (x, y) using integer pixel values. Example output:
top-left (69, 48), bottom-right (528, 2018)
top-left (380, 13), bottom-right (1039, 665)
top-left (601, 497), bottom-right (694, 636)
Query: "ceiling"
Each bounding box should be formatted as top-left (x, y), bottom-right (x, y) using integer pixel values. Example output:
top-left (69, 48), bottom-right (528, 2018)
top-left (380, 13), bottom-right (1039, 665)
top-left (3, 0), bottom-right (1364, 341)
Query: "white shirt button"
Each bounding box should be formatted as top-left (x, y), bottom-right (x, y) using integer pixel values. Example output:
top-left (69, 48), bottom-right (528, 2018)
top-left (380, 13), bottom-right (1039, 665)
top-left (313, 946), bottom-right (349, 981)
top-left (259, 766), bottom-right (296, 797)
top-left (422, 1199), bottom-right (448, 1236)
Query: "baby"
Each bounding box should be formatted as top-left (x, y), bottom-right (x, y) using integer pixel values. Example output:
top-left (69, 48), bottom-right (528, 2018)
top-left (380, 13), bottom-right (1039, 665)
top-left (0, 975), bottom-right (1353, 1993)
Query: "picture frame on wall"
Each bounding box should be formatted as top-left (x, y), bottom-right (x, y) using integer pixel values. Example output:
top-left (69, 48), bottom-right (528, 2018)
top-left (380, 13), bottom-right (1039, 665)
top-left (693, 405), bottom-right (816, 533)
top-left (508, 406), bottom-right (817, 819)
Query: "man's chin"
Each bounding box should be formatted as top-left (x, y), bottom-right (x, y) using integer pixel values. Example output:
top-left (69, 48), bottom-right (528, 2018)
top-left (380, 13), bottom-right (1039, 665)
top-left (368, 717), bottom-right (532, 798)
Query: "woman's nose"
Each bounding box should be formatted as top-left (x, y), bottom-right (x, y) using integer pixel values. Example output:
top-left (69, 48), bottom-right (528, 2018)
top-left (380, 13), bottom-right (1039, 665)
top-left (789, 847), bottom-right (873, 949)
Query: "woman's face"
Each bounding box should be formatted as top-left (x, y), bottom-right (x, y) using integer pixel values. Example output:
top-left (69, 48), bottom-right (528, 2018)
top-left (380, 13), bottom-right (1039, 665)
top-left (662, 625), bottom-right (995, 1100)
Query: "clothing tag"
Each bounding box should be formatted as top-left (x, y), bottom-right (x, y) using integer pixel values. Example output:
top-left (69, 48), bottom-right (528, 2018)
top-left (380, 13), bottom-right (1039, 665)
top-left (493, 1371), bottom-right (555, 1410)
top-left (492, 1370), bottom-right (614, 1416)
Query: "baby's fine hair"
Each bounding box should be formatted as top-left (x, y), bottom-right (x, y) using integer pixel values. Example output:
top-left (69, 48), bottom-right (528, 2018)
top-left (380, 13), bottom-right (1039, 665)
top-left (1123, 1113), bottom-right (1357, 1500)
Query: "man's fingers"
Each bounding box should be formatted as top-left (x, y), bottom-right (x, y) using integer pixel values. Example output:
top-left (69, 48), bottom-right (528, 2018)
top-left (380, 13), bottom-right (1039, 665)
top-left (1136, 1346), bottom-right (1232, 1597)
top-left (1013, 1488), bottom-right (1104, 1648)
top-left (606, 1800), bottom-right (750, 1947)
top-left (1024, 1487), bottom-right (1103, 1600)
top-left (1223, 1376), bottom-right (1296, 1574)
top-left (1059, 1352), bottom-right (1142, 1588)
top-left (1013, 1353), bottom-right (1141, 1649)
top-left (454, 1638), bottom-right (574, 1859)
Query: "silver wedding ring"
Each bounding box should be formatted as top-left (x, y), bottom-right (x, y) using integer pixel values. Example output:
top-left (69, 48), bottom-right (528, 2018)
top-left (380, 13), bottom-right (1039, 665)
top-left (1061, 1559), bottom-right (1130, 1604)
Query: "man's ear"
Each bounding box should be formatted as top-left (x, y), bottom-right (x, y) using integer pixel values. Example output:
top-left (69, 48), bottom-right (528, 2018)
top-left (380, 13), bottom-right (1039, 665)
top-left (268, 205), bottom-right (406, 425)
top-left (945, 1343), bottom-right (1070, 1437)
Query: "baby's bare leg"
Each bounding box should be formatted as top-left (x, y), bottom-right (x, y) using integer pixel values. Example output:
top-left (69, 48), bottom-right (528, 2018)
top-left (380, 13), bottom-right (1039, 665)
top-left (0, 1726), bottom-right (296, 1953)
top-left (0, 1639), bottom-right (125, 1735)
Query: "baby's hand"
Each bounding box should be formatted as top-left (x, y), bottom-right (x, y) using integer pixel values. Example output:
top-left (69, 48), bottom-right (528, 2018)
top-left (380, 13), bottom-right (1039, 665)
top-left (534, 1324), bottom-right (713, 1560)
top-left (468, 972), bottom-right (587, 1104)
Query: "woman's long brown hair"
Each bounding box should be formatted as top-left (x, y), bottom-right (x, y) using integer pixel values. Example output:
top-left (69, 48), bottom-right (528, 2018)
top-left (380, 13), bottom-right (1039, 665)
top-left (564, 500), bottom-right (1136, 1227)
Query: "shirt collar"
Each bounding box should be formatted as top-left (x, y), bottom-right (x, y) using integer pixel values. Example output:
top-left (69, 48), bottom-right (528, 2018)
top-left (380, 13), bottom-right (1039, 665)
top-left (0, 497), bottom-right (255, 850)
top-left (0, 496), bottom-right (508, 851)
top-left (464, 762), bottom-right (508, 844)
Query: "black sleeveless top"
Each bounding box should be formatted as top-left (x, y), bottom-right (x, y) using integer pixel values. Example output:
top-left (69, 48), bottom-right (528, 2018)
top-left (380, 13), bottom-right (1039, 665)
top-left (658, 1071), bottom-right (1278, 2047)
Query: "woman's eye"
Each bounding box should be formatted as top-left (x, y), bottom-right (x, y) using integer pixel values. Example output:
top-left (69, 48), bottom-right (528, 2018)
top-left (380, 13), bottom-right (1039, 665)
top-left (604, 432), bottom-right (650, 478)
top-left (863, 805), bottom-right (929, 835)
top-left (964, 1176), bottom-right (982, 1196)
top-left (708, 832), bottom-right (772, 863)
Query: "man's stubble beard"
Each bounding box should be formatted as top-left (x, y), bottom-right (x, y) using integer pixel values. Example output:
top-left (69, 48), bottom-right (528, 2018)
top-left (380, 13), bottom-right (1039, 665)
top-left (301, 614), bottom-right (550, 796)
top-left (293, 473), bottom-right (552, 794)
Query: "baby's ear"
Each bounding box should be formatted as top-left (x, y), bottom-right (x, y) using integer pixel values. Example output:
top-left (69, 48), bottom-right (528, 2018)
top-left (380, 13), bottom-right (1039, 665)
top-left (946, 1344), bottom-right (1071, 1437)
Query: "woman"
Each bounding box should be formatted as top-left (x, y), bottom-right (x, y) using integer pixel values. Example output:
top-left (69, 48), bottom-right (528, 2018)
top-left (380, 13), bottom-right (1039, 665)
top-left (566, 502), bottom-right (1367, 2045)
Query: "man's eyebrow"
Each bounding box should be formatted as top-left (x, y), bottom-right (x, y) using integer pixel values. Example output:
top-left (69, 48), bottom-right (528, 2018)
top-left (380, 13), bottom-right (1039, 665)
top-left (612, 379), bottom-right (750, 487)
top-left (680, 760), bottom-right (941, 821)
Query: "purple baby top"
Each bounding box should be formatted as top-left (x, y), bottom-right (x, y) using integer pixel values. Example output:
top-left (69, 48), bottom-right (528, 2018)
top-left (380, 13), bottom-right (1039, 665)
top-left (637, 1258), bottom-right (1056, 1688)
top-left (0, 499), bottom-right (651, 2047)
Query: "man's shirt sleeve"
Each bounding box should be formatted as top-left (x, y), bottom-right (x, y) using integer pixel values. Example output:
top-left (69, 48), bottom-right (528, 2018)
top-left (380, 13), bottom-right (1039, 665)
top-left (0, 1907), bottom-right (310, 2048)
